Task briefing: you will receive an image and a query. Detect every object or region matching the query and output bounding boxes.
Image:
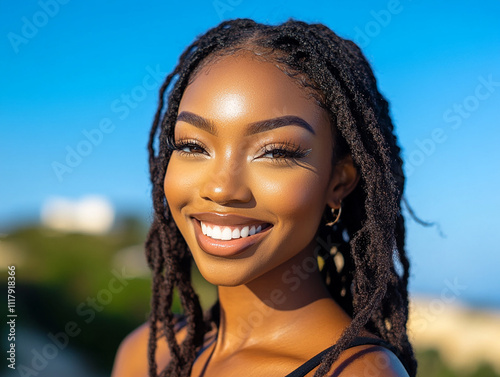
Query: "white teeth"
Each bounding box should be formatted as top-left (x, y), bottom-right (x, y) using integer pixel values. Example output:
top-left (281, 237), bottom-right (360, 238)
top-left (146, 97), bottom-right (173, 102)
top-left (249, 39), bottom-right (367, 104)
top-left (221, 227), bottom-right (232, 240)
top-left (212, 226), bottom-right (222, 240)
top-left (240, 226), bottom-right (249, 238)
top-left (200, 221), bottom-right (266, 240)
top-left (232, 228), bottom-right (240, 239)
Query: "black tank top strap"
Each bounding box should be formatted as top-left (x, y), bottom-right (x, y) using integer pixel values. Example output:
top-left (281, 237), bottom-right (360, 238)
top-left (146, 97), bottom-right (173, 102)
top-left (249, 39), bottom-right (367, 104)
top-left (173, 315), bottom-right (188, 333)
top-left (284, 336), bottom-right (397, 377)
top-left (156, 315), bottom-right (187, 340)
top-left (346, 336), bottom-right (398, 354)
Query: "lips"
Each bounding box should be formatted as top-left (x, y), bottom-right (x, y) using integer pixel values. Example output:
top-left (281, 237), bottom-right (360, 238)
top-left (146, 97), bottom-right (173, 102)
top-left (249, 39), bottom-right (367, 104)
top-left (190, 213), bottom-right (273, 257)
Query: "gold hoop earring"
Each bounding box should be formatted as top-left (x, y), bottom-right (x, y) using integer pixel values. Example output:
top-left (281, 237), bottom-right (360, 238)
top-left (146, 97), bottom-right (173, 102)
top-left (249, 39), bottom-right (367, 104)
top-left (325, 205), bottom-right (342, 226)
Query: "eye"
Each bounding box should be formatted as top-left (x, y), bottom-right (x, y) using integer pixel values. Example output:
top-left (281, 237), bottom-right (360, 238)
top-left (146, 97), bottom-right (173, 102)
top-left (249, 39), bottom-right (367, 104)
top-left (172, 139), bottom-right (208, 156)
top-left (259, 142), bottom-right (311, 164)
top-left (262, 149), bottom-right (293, 159)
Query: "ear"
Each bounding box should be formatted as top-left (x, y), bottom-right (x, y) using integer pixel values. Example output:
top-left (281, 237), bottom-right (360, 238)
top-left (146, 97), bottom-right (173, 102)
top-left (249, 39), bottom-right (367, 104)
top-left (326, 156), bottom-right (360, 209)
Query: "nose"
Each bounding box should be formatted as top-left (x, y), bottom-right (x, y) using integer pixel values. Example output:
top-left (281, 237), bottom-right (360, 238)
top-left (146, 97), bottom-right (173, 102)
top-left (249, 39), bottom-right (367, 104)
top-left (199, 158), bottom-right (252, 205)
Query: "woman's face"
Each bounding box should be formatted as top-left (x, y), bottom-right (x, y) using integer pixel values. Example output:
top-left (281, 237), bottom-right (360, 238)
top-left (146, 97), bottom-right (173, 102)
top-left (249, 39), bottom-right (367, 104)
top-left (164, 52), bottom-right (350, 286)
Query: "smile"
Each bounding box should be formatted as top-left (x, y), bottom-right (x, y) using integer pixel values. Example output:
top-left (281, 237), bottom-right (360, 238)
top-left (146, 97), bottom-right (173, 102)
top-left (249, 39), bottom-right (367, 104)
top-left (201, 222), bottom-right (268, 240)
top-left (190, 213), bottom-right (273, 257)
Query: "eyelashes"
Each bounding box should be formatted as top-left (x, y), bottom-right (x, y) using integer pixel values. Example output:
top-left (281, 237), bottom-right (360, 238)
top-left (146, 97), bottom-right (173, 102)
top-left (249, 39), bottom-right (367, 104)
top-left (171, 138), bottom-right (311, 165)
top-left (171, 138), bottom-right (208, 157)
top-left (258, 141), bottom-right (312, 163)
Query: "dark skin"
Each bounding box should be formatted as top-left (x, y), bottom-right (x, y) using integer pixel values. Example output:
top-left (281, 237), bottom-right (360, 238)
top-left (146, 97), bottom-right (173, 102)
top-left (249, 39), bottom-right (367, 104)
top-left (111, 52), bottom-right (409, 377)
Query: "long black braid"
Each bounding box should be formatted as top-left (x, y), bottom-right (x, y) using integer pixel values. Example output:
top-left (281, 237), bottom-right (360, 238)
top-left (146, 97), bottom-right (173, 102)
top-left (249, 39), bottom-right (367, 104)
top-left (145, 18), bottom-right (417, 377)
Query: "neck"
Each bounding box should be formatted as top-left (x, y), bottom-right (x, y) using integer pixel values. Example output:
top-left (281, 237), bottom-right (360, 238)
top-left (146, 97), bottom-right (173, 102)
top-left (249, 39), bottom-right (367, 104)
top-left (214, 244), bottom-right (350, 356)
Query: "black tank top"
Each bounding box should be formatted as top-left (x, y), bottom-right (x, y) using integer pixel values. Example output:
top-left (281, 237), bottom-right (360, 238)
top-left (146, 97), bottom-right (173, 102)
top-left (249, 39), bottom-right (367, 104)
top-left (284, 336), bottom-right (398, 377)
top-left (180, 317), bottom-right (399, 377)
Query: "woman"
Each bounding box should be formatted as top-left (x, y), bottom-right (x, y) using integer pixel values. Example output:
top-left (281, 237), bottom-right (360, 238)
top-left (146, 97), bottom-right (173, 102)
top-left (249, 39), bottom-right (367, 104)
top-left (112, 18), bottom-right (416, 377)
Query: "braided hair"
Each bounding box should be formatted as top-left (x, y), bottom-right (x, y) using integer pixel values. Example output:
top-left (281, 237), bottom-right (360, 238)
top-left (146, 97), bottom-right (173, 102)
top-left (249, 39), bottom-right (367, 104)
top-left (145, 18), bottom-right (416, 377)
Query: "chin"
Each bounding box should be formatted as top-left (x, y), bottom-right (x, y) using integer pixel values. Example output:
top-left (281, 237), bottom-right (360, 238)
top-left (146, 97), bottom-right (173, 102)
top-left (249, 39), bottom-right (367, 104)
top-left (198, 268), bottom-right (250, 287)
top-left (195, 259), bottom-right (262, 287)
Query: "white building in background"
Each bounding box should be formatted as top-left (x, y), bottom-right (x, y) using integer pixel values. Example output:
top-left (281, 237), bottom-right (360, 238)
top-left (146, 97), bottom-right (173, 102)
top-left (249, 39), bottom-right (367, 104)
top-left (41, 195), bottom-right (115, 234)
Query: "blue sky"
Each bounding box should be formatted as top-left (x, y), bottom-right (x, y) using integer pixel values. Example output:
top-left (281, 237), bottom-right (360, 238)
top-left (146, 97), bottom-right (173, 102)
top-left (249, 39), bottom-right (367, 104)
top-left (1, 0), bottom-right (499, 307)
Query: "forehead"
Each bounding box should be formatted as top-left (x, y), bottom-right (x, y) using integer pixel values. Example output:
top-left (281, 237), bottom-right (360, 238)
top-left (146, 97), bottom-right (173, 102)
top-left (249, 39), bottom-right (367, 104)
top-left (178, 51), bottom-right (328, 128)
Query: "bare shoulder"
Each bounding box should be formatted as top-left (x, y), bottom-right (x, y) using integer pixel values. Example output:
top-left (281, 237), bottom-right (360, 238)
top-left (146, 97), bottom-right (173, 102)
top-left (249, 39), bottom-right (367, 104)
top-left (328, 344), bottom-right (410, 377)
top-left (111, 321), bottom-right (188, 377)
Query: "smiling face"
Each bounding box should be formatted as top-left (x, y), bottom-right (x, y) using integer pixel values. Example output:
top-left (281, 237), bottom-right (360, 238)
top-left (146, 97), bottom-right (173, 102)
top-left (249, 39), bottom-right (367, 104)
top-left (164, 51), bottom-right (354, 286)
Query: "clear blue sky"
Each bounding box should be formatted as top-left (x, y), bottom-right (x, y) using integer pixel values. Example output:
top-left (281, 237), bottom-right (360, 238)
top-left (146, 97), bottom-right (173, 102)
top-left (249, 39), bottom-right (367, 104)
top-left (1, 0), bottom-right (499, 307)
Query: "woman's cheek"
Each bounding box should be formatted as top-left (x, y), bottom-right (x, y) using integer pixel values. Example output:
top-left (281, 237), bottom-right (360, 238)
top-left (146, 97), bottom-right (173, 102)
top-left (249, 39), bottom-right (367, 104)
top-left (164, 158), bottom-right (197, 211)
top-left (253, 168), bottom-right (325, 214)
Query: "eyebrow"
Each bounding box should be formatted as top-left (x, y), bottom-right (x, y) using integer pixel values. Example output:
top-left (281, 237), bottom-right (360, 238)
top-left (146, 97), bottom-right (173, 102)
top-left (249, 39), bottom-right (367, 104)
top-left (176, 111), bottom-right (316, 136)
